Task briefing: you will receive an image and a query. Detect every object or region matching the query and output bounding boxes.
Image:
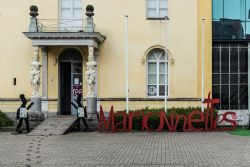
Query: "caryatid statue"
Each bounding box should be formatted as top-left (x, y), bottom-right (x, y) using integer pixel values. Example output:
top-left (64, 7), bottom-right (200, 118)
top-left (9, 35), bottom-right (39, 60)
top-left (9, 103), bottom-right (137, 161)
top-left (30, 61), bottom-right (41, 96)
top-left (30, 46), bottom-right (41, 96)
top-left (86, 45), bottom-right (97, 97)
top-left (86, 61), bottom-right (97, 97)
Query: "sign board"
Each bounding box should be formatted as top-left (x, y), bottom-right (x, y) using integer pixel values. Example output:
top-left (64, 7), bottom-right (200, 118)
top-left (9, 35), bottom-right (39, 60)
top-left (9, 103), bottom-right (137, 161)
top-left (74, 78), bottom-right (79, 85)
top-left (78, 107), bottom-right (84, 118)
top-left (148, 86), bottom-right (157, 96)
top-left (19, 107), bottom-right (27, 118)
top-left (73, 85), bottom-right (82, 96)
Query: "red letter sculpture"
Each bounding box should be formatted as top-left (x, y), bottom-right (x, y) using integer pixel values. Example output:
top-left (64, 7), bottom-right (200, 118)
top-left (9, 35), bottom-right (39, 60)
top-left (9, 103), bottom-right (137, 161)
top-left (99, 105), bottom-right (115, 132)
top-left (114, 111), bottom-right (127, 132)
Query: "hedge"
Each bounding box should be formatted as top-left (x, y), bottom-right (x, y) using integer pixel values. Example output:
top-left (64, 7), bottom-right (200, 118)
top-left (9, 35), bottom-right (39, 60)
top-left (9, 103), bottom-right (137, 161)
top-left (114, 107), bottom-right (218, 131)
top-left (0, 110), bottom-right (14, 129)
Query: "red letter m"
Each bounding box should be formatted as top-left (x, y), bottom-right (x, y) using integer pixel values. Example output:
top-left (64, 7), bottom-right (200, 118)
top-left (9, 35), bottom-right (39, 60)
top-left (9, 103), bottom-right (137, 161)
top-left (99, 105), bottom-right (115, 132)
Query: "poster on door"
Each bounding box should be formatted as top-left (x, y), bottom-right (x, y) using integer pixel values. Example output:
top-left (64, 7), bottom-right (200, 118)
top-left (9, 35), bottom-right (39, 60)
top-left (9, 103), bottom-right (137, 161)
top-left (73, 85), bottom-right (82, 96)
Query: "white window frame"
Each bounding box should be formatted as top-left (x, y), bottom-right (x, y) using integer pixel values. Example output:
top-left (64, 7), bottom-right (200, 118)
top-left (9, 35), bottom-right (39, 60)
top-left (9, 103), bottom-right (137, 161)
top-left (60, 0), bottom-right (83, 19)
top-left (146, 0), bottom-right (168, 19)
top-left (59, 0), bottom-right (83, 31)
top-left (147, 49), bottom-right (169, 98)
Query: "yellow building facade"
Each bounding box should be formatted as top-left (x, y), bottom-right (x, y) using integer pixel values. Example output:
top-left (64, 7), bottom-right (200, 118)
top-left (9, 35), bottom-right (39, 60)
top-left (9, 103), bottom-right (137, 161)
top-left (0, 0), bottom-right (212, 117)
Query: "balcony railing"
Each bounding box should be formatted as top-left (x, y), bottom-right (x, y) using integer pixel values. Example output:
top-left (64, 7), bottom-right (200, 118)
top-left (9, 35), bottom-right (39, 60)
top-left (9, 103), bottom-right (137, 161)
top-left (213, 19), bottom-right (250, 40)
top-left (37, 19), bottom-right (94, 32)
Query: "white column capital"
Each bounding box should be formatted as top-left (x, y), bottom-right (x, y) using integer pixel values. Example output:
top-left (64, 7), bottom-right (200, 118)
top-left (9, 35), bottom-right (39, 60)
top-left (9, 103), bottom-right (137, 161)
top-left (33, 46), bottom-right (39, 61)
top-left (88, 46), bottom-right (95, 61)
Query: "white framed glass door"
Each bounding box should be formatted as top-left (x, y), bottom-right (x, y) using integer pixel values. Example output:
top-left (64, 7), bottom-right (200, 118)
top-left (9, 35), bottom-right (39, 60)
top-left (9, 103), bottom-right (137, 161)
top-left (71, 62), bottom-right (83, 115)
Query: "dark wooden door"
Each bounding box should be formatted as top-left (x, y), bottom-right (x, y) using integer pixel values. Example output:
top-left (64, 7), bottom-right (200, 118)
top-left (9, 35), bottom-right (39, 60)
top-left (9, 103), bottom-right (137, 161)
top-left (60, 62), bottom-right (71, 115)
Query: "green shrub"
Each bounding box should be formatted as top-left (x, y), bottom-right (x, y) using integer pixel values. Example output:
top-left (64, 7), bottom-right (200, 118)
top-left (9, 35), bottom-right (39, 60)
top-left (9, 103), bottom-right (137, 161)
top-left (0, 111), bottom-right (14, 129)
top-left (114, 107), bottom-right (218, 131)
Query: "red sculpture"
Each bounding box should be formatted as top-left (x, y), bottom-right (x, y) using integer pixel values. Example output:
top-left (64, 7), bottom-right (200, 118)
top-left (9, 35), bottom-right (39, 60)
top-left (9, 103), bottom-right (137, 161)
top-left (99, 92), bottom-right (237, 132)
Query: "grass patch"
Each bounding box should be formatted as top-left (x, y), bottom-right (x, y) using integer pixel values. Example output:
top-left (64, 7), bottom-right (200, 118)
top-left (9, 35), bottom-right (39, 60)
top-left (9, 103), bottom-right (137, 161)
top-left (227, 128), bottom-right (250, 137)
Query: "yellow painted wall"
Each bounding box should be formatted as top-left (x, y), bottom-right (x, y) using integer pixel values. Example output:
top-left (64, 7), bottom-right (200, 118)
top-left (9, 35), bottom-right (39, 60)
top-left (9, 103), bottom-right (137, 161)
top-left (0, 0), bottom-right (209, 113)
top-left (0, 0), bottom-right (58, 98)
top-left (86, 0), bottom-right (199, 98)
top-left (197, 0), bottom-right (212, 97)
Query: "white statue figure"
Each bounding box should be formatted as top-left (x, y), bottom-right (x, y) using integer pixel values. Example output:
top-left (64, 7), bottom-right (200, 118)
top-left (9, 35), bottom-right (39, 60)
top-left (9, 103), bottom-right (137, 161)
top-left (30, 61), bottom-right (41, 96)
top-left (86, 61), bottom-right (97, 97)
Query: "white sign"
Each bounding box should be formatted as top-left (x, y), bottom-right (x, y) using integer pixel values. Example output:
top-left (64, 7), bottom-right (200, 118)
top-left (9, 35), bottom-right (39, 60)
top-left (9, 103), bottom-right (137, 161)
top-left (78, 107), bottom-right (84, 118)
top-left (74, 78), bottom-right (79, 85)
top-left (148, 86), bottom-right (157, 96)
top-left (20, 107), bottom-right (27, 118)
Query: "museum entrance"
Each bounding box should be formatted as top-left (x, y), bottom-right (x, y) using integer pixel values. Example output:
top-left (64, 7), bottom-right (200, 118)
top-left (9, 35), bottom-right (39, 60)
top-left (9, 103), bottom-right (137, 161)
top-left (59, 49), bottom-right (83, 115)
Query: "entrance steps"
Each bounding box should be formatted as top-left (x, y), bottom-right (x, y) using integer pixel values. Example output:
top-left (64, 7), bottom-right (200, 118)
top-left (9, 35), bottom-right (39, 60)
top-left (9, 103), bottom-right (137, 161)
top-left (27, 116), bottom-right (76, 136)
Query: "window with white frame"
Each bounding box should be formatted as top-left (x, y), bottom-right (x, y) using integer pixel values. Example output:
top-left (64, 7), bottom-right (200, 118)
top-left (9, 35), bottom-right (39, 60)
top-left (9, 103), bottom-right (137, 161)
top-left (147, 48), bottom-right (168, 97)
top-left (60, 0), bottom-right (83, 31)
top-left (147, 0), bottom-right (168, 19)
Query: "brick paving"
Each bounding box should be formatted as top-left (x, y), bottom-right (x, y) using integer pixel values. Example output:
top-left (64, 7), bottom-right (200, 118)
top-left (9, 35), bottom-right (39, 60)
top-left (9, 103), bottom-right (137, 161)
top-left (0, 131), bottom-right (250, 166)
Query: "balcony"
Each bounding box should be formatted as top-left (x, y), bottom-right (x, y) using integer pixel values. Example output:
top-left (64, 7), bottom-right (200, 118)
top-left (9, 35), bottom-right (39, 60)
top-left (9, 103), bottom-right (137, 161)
top-left (213, 19), bottom-right (250, 40)
top-left (37, 19), bottom-right (90, 32)
top-left (23, 5), bottom-right (105, 47)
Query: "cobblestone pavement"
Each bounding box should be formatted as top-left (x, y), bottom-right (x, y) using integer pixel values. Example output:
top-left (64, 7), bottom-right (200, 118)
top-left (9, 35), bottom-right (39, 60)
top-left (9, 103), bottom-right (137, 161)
top-left (0, 131), bottom-right (250, 167)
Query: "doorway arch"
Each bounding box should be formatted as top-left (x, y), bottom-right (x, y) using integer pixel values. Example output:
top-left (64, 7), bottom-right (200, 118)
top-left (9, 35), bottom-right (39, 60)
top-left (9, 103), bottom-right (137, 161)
top-left (59, 48), bottom-right (83, 115)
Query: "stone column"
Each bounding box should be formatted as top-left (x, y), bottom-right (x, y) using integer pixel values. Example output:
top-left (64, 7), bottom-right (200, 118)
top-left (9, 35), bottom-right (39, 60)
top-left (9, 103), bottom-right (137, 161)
top-left (42, 47), bottom-right (48, 98)
top-left (30, 46), bottom-right (44, 121)
top-left (86, 46), bottom-right (97, 121)
top-left (41, 47), bottom-right (48, 118)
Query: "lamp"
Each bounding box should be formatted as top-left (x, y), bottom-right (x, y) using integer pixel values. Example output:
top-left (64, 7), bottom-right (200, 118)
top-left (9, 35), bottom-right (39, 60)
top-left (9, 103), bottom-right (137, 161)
top-left (170, 58), bottom-right (174, 65)
top-left (53, 57), bottom-right (57, 65)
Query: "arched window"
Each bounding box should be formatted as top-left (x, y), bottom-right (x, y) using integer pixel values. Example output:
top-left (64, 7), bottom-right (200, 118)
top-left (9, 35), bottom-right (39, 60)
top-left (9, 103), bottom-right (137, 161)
top-left (147, 48), bottom-right (168, 97)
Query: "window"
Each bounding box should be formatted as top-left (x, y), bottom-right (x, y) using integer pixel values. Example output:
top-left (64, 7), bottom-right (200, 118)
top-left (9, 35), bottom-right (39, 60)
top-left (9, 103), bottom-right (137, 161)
top-left (212, 0), bottom-right (223, 20)
top-left (212, 0), bottom-right (250, 39)
top-left (147, 0), bottom-right (168, 19)
top-left (212, 43), bottom-right (248, 110)
top-left (224, 0), bottom-right (245, 20)
top-left (147, 48), bottom-right (168, 97)
top-left (60, 0), bottom-right (83, 31)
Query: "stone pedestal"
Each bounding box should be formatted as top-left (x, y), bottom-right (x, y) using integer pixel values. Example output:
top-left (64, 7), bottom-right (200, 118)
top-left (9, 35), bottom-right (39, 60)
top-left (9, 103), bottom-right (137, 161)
top-left (87, 97), bottom-right (97, 120)
top-left (86, 97), bottom-right (98, 131)
top-left (29, 96), bottom-right (44, 121)
top-left (29, 17), bottom-right (38, 32)
top-left (85, 17), bottom-right (94, 32)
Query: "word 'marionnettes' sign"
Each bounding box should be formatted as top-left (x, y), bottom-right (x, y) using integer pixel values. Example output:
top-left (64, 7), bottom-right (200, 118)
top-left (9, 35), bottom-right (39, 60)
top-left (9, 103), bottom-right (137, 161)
top-left (99, 93), bottom-right (237, 132)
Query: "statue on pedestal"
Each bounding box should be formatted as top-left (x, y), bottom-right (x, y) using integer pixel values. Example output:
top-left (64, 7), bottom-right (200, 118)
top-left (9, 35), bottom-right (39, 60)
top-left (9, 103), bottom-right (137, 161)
top-left (86, 61), bottom-right (97, 97)
top-left (30, 61), bottom-right (41, 96)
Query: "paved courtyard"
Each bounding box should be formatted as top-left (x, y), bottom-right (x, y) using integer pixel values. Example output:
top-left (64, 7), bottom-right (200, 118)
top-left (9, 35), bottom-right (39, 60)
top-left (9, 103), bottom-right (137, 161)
top-left (0, 131), bottom-right (250, 166)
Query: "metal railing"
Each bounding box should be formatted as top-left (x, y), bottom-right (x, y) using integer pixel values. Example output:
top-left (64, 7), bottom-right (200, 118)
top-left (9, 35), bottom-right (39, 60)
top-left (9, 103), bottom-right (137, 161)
top-left (37, 19), bottom-right (91, 32)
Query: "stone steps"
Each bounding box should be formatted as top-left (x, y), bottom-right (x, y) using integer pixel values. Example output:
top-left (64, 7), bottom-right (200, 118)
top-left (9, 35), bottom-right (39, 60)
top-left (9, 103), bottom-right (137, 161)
top-left (27, 116), bottom-right (77, 136)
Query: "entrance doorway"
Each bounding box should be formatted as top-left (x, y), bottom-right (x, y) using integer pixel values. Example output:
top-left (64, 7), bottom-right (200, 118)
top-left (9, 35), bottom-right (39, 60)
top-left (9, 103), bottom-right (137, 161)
top-left (59, 49), bottom-right (83, 115)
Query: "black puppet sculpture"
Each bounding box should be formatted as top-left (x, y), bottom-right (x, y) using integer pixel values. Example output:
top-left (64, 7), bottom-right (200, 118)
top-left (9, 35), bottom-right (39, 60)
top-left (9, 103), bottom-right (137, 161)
top-left (16, 94), bottom-right (34, 133)
top-left (71, 94), bottom-right (89, 131)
